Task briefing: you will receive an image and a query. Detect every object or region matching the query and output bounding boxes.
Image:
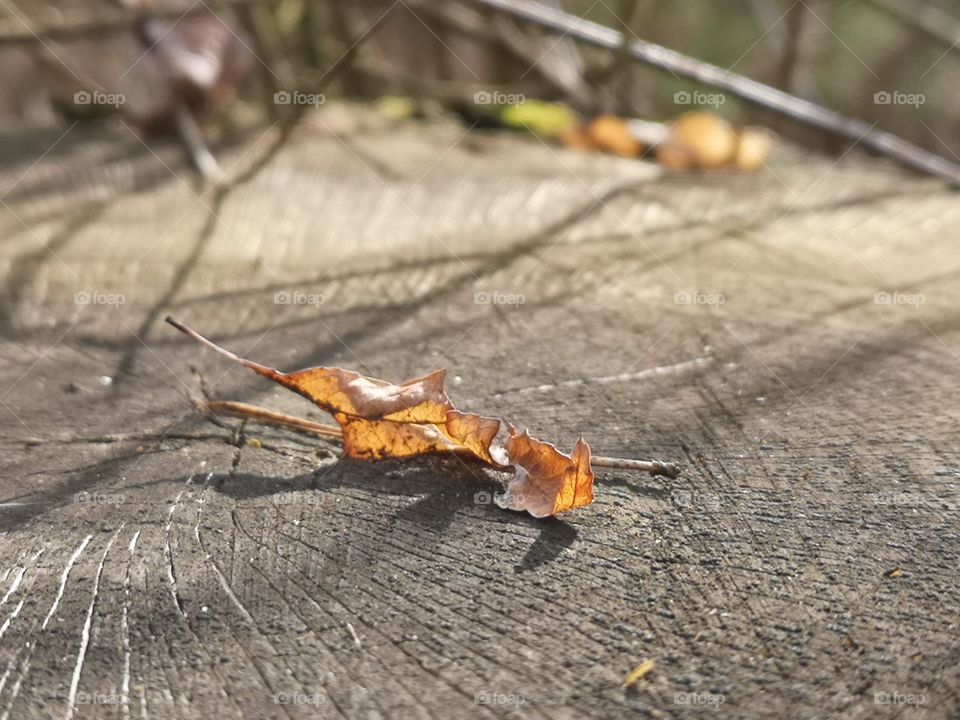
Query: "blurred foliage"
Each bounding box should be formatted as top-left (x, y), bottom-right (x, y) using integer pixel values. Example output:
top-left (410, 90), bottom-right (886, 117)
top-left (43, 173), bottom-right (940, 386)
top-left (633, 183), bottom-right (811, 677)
top-left (246, 0), bottom-right (960, 158)
top-left (1, 0), bottom-right (958, 159)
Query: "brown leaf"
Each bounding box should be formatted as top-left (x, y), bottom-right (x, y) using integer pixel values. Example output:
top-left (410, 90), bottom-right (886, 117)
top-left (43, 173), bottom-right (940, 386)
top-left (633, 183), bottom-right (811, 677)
top-left (253, 366), bottom-right (503, 464)
top-left (165, 317), bottom-right (499, 465)
top-left (495, 427), bottom-right (595, 518)
top-left (166, 318), bottom-right (637, 518)
top-left (333, 409), bottom-right (503, 463)
top-left (443, 411), bottom-right (503, 465)
top-left (336, 414), bottom-right (452, 460)
top-left (271, 366), bottom-right (451, 423)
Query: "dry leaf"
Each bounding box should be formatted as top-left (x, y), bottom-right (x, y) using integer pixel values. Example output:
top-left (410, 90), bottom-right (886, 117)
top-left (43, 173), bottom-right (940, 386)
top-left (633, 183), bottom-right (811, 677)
top-left (166, 317), bottom-right (676, 518)
top-left (495, 427), bottom-right (595, 518)
top-left (166, 318), bottom-right (501, 465)
top-left (334, 409), bottom-right (502, 463)
top-left (442, 411), bottom-right (503, 465)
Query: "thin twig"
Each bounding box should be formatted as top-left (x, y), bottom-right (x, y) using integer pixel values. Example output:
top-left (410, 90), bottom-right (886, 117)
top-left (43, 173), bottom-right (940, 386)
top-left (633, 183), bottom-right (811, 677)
top-left (167, 316), bottom-right (275, 373)
top-left (206, 400), bottom-right (342, 439)
top-left (469, 0), bottom-right (960, 186)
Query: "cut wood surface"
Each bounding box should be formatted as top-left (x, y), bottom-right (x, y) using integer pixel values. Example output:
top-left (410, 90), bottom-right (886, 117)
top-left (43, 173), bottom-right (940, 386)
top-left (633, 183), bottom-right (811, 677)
top-left (1, 104), bottom-right (958, 719)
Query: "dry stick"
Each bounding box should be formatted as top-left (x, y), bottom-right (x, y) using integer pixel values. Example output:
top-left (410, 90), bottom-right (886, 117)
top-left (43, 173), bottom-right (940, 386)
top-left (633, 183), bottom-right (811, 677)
top-left (167, 316), bottom-right (282, 374)
top-left (167, 316), bottom-right (680, 479)
top-left (469, 0), bottom-right (960, 187)
top-left (206, 400), bottom-right (343, 439)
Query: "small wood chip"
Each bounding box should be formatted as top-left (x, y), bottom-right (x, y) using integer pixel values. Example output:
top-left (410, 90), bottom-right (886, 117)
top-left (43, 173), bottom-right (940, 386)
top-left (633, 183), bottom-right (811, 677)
top-left (346, 622), bottom-right (362, 649)
top-left (623, 658), bottom-right (656, 687)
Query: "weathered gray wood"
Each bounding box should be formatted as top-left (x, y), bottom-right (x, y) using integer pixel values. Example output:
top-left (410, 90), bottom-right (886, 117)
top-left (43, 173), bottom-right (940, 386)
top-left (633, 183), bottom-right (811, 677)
top-left (0, 104), bottom-right (958, 719)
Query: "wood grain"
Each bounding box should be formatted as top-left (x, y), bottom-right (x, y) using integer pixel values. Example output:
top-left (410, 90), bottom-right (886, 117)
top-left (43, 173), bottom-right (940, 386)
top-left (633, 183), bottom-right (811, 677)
top-left (0, 105), bottom-right (957, 719)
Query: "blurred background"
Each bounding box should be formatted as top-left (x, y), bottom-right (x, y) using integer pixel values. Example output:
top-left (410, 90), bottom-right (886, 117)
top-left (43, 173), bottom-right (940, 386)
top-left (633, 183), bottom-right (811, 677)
top-left (0, 0), bottom-right (957, 166)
